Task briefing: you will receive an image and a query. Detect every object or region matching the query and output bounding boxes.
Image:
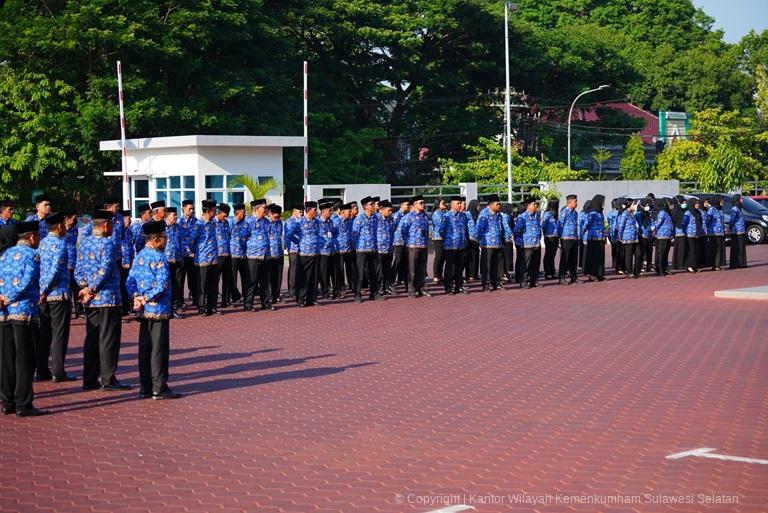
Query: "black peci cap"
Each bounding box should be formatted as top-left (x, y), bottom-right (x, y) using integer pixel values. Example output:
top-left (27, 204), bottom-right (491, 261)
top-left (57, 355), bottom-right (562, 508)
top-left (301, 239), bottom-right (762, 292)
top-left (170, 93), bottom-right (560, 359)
top-left (137, 203), bottom-right (151, 214)
top-left (104, 196), bottom-right (120, 206)
top-left (142, 221), bottom-right (166, 235)
top-left (360, 196), bottom-right (373, 205)
top-left (34, 194), bottom-right (50, 204)
top-left (182, 199), bottom-right (194, 207)
top-left (150, 200), bottom-right (166, 209)
top-left (485, 194), bottom-right (500, 203)
top-left (304, 201), bottom-right (318, 209)
top-left (16, 221), bottom-right (40, 234)
top-left (411, 194), bottom-right (424, 203)
top-left (250, 198), bottom-right (267, 207)
top-left (166, 207), bottom-right (177, 214)
top-left (92, 210), bottom-right (113, 221)
top-left (268, 204), bottom-right (283, 215)
top-left (218, 203), bottom-right (231, 215)
top-left (566, 194), bottom-right (577, 201)
top-left (120, 210), bottom-right (131, 217)
top-left (44, 212), bottom-right (64, 226)
top-left (233, 203), bottom-right (246, 211)
top-left (201, 200), bottom-right (217, 210)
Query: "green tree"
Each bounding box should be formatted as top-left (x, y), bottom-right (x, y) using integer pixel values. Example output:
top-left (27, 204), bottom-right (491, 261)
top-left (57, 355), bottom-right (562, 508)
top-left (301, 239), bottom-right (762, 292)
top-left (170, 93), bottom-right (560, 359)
top-left (592, 147), bottom-right (613, 180)
top-left (619, 135), bottom-right (648, 179)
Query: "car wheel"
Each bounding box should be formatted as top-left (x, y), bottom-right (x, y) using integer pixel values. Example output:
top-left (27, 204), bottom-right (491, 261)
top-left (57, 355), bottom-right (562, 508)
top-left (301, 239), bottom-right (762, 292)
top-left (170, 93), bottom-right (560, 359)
top-left (747, 224), bottom-right (765, 244)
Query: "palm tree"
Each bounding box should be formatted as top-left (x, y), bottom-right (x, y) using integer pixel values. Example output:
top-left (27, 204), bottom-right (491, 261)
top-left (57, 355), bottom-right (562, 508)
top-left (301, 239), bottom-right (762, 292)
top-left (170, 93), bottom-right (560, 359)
top-left (227, 175), bottom-right (282, 201)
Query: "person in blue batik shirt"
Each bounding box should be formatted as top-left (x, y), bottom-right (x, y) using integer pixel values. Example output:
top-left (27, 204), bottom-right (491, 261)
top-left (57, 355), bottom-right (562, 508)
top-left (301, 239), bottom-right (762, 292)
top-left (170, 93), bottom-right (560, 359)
top-left (164, 207), bottom-right (183, 318)
top-left (400, 195), bottom-right (431, 298)
top-left (583, 195), bottom-right (606, 281)
top-left (540, 199), bottom-right (559, 280)
top-left (513, 197), bottom-right (542, 289)
top-left (214, 203), bottom-right (234, 308)
top-left (228, 203), bottom-right (250, 306)
top-left (439, 195), bottom-right (468, 294)
top-left (177, 199), bottom-right (199, 307)
top-left (130, 203), bottom-right (152, 254)
top-left (557, 194), bottom-right (579, 284)
top-left (617, 198), bottom-right (641, 278)
top-left (671, 196), bottom-right (688, 271)
top-left (283, 204), bottom-right (303, 299)
top-left (0, 222), bottom-right (48, 416)
top-left (0, 199), bottom-right (16, 227)
top-left (681, 198), bottom-right (703, 273)
top-left (317, 201), bottom-right (340, 300)
top-left (24, 194), bottom-right (51, 240)
top-left (351, 196), bottom-right (380, 303)
top-left (333, 203), bottom-right (355, 296)
top-left (266, 204), bottom-right (285, 305)
top-left (475, 194), bottom-right (504, 292)
top-left (244, 199), bottom-right (272, 312)
top-left (37, 212), bottom-right (75, 383)
top-left (706, 195), bottom-right (726, 270)
top-left (729, 194), bottom-right (747, 269)
top-left (75, 210), bottom-right (129, 392)
top-left (391, 200), bottom-right (411, 290)
top-left (63, 210), bottom-right (83, 318)
top-left (284, 201), bottom-right (321, 307)
top-left (125, 221), bottom-right (181, 401)
top-left (606, 199), bottom-right (622, 274)
top-left (431, 197), bottom-right (447, 284)
top-left (577, 199), bottom-right (591, 271)
top-left (636, 197), bottom-right (654, 273)
top-left (189, 200), bottom-right (220, 316)
top-left (375, 200), bottom-right (396, 296)
top-left (652, 198), bottom-right (674, 276)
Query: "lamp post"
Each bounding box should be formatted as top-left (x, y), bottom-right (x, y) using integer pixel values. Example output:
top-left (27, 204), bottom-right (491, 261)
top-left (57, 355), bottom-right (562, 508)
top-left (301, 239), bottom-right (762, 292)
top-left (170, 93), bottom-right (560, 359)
top-left (567, 84), bottom-right (609, 170)
top-left (504, 2), bottom-right (518, 202)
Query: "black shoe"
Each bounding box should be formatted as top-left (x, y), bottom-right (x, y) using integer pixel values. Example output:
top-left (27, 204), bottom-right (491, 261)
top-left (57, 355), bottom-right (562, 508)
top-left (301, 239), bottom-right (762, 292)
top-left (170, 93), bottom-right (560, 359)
top-left (138, 389), bottom-right (152, 399)
top-left (153, 389), bottom-right (182, 400)
top-left (445, 289), bottom-right (455, 295)
top-left (2, 403), bottom-right (15, 415)
top-left (16, 407), bottom-right (48, 417)
top-left (36, 370), bottom-right (53, 382)
top-left (101, 381), bottom-right (131, 391)
top-left (243, 306), bottom-right (254, 312)
top-left (262, 305), bottom-right (275, 311)
top-left (354, 295), bottom-right (362, 304)
top-left (459, 288), bottom-right (469, 294)
top-left (82, 383), bottom-right (100, 391)
top-left (482, 286), bottom-right (491, 292)
top-left (275, 297), bottom-right (283, 303)
top-left (211, 309), bottom-right (223, 316)
top-left (52, 374), bottom-right (77, 383)
top-left (198, 308), bottom-right (207, 316)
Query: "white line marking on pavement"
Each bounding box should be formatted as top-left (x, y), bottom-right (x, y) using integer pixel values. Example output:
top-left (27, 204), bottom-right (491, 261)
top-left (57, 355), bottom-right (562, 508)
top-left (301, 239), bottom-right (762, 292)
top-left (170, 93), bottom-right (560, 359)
top-left (423, 506), bottom-right (476, 513)
top-left (667, 447), bottom-right (768, 465)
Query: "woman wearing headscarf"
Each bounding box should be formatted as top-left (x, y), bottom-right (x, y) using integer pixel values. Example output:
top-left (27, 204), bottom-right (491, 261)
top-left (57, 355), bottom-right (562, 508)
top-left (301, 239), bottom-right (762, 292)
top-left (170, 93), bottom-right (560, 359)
top-left (652, 198), bottom-right (673, 276)
top-left (607, 198), bottom-right (624, 274)
top-left (706, 195), bottom-right (726, 270)
top-left (681, 198), bottom-right (702, 272)
top-left (578, 199), bottom-right (592, 272)
top-left (541, 199), bottom-right (559, 280)
top-left (729, 194), bottom-right (747, 268)
top-left (698, 198), bottom-right (712, 268)
top-left (671, 195), bottom-right (687, 270)
top-left (583, 195), bottom-right (606, 281)
top-left (430, 197), bottom-right (446, 283)
top-left (636, 198), bottom-right (654, 273)
top-left (617, 198), bottom-right (641, 278)
top-left (464, 199), bottom-right (481, 281)
top-left (499, 203), bottom-right (515, 282)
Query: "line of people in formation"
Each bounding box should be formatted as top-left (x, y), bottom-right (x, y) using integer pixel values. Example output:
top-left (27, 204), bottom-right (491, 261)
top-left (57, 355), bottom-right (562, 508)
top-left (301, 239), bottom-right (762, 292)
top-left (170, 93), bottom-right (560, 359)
top-left (0, 190), bottom-right (749, 417)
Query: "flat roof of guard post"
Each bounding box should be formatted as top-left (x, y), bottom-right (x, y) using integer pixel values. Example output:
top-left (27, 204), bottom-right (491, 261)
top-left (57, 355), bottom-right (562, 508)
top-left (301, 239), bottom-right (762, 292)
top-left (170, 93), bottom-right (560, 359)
top-left (99, 135), bottom-right (306, 151)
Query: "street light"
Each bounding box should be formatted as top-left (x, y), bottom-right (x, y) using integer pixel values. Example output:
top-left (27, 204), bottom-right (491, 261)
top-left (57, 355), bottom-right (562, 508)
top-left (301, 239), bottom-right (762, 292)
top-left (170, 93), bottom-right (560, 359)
top-left (567, 84), bottom-right (609, 171)
top-left (504, 2), bottom-right (518, 203)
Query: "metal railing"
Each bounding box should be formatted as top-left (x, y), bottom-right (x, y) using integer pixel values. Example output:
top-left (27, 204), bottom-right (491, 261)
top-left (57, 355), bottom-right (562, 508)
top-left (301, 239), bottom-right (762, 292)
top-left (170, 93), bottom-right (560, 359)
top-left (680, 180), bottom-right (768, 196)
top-left (390, 185), bottom-right (462, 213)
top-left (477, 183), bottom-right (540, 205)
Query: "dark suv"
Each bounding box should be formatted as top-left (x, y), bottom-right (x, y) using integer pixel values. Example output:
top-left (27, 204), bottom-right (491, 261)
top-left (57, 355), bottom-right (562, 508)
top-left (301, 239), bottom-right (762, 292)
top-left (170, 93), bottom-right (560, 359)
top-left (694, 193), bottom-right (768, 244)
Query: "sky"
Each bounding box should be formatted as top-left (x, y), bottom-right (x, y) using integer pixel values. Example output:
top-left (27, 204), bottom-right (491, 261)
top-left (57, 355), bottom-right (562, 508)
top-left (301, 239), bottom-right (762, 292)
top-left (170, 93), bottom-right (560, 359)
top-left (693, 0), bottom-right (768, 43)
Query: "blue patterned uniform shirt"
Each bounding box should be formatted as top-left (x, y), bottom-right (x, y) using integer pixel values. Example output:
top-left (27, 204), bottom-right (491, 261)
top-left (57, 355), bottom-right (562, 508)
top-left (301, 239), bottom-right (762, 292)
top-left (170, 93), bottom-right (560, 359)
top-left (229, 218), bottom-right (250, 258)
top-left (541, 211), bottom-right (558, 238)
top-left (317, 216), bottom-right (338, 255)
top-left (164, 222), bottom-right (182, 263)
top-left (0, 218), bottom-right (16, 227)
top-left (400, 211), bottom-right (429, 249)
top-left (126, 247), bottom-right (172, 320)
top-left (130, 221), bottom-right (146, 254)
top-left (393, 213), bottom-right (407, 246)
top-left (501, 212), bottom-right (514, 243)
top-left (179, 215), bottom-right (198, 258)
top-left (0, 243), bottom-right (40, 323)
top-left (617, 210), bottom-right (638, 243)
top-left (268, 218), bottom-right (284, 259)
top-left (285, 215), bottom-right (321, 256)
top-left (214, 218), bottom-right (231, 256)
top-left (190, 218), bottom-right (218, 265)
top-left (75, 234), bottom-right (122, 308)
top-left (65, 225), bottom-right (78, 270)
top-left (333, 215), bottom-right (352, 253)
top-left (352, 212), bottom-right (378, 252)
top-left (39, 234), bottom-right (70, 301)
top-left (431, 210), bottom-right (444, 240)
top-left (439, 210), bottom-right (468, 250)
top-left (653, 210), bottom-right (673, 239)
top-left (606, 210), bottom-right (619, 242)
top-left (24, 214), bottom-right (49, 240)
top-left (706, 207), bottom-right (725, 236)
top-left (246, 216), bottom-right (270, 260)
top-left (283, 217), bottom-right (300, 253)
top-left (476, 208), bottom-right (503, 248)
top-left (558, 207), bottom-right (579, 240)
top-left (635, 211), bottom-right (653, 239)
top-left (375, 213), bottom-right (395, 254)
top-left (681, 210), bottom-right (698, 238)
top-left (729, 206), bottom-right (746, 234)
top-left (586, 211), bottom-right (606, 241)
top-left (121, 226), bottom-right (135, 268)
top-left (514, 211), bottom-right (542, 248)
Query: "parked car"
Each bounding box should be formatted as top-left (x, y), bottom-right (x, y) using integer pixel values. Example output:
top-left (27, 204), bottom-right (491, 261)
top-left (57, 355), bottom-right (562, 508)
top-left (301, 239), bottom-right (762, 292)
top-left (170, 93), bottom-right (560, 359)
top-left (694, 193), bottom-right (768, 244)
top-left (749, 196), bottom-right (768, 209)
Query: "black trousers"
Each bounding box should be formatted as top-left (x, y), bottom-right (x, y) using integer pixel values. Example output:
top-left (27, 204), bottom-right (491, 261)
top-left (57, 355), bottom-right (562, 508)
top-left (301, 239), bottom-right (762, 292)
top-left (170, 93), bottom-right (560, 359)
top-left (514, 245), bottom-right (525, 284)
top-left (356, 251), bottom-right (378, 298)
top-left (685, 237), bottom-right (699, 270)
top-left (407, 247), bottom-right (427, 294)
top-left (640, 236), bottom-right (654, 270)
top-left (287, 253), bottom-right (299, 296)
top-left (730, 234), bottom-right (747, 268)
top-left (318, 254), bottom-right (339, 297)
top-left (442, 249), bottom-right (465, 292)
top-left (181, 256), bottom-right (199, 305)
top-left (197, 264), bottom-right (219, 313)
top-left (296, 255), bottom-right (318, 305)
top-left (584, 240), bottom-right (605, 278)
top-left (83, 306), bottom-right (122, 387)
top-left (502, 241), bottom-right (514, 278)
top-left (465, 241), bottom-right (480, 280)
top-left (218, 255), bottom-right (234, 305)
top-left (392, 246), bottom-right (407, 286)
top-left (480, 247), bottom-right (501, 289)
top-left (543, 237), bottom-right (558, 277)
top-left (120, 267), bottom-right (131, 315)
top-left (340, 252), bottom-right (356, 292)
top-left (611, 241), bottom-right (625, 272)
top-left (558, 239), bottom-right (578, 281)
top-left (673, 236), bottom-right (686, 270)
top-left (270, 257), bottom-right (284, 302)
top-left (138, 319), bottom-right (170, 395)
top-left (231, 257), bottom-right (248, 303)
top-left (69, 269), bottom-right (82, 315)
top-left (655, 239), bottom-right (671, 275)
top-left (523, 248), bottom-right (542, 287)
top-left (38, 301), bottom-right (72, 378)
top-left (432, 239), bottom-right (444, 280)
top-left (377, 252), bottom-right (393, 293)
top-left (0, 322), bottom-right (36, 410)
top-left (169, 261), bottom-right (184, 308)
top-left (711, 235), bottom-right (725, 268)
top-left (245, 259), bottom-right (270, 309)
top-left (623, 242), bottom-right (642, 276)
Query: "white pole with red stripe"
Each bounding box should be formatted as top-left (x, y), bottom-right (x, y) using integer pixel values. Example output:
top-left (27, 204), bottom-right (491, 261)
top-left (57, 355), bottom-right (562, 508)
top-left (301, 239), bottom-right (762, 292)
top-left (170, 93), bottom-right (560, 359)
top-left (303, 61), bottom-right (309, 202)
top-left (117, 61), bottom-right (131, 211)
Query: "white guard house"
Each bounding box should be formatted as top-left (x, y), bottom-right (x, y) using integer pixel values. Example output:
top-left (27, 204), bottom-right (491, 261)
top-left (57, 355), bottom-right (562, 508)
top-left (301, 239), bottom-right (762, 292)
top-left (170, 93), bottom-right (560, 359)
top-left (99, 135), bottom-right (305, 218)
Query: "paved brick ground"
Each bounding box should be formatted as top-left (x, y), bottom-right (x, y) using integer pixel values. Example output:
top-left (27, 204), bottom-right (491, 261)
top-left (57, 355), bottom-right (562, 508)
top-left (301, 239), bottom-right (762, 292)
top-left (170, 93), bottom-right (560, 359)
top-left (2, 245), bottom-right (767, 513)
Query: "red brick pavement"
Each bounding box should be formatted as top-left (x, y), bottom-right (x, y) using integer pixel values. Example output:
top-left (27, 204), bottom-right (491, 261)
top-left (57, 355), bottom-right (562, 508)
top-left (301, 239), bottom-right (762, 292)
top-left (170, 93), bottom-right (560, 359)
top-left (1, 246), bottom-right (767, 513)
